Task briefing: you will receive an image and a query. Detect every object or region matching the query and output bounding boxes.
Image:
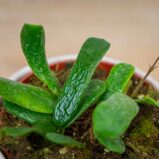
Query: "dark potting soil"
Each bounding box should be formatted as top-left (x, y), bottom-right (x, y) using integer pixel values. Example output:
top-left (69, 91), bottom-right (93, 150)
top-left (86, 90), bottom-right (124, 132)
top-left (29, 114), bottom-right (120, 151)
top-left (0, 62), bottom-right (159, 159)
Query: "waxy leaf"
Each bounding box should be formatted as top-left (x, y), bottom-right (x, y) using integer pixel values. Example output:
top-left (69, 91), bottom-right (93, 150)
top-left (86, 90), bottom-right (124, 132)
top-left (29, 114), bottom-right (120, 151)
top-left (3, 100), bottom-right (53, 124)
top-left (66, 63), bottom-right (134, 127)
top-left (0, 125), bottom-right (69, 145)
top-left (0, 127), bottom-right (35, 138)
top-left (0, 78), bottom-right (56, 113)
top-left (0, 125), bottom-right (57, 139)
top-left (53, 37), bottom-right (110, 127)
top-left (98, 136), bottom-right (125, 154)
top-left (136, 96), bottom-right (159, 108)
top-left (21, 24), bottom-right (60, 95)
top-left (96, 63), bottom-right (135, 153)
top-left (0, 113), bottom-right (60, 138)
top-left (102, 63), bottom-right (135, 100)
top-left (46, 132), bottom-right (84, 148)
top-left (67, 80), bottom-right (106, 127)
top-left (93, 92), bottom-right (139, 153)
top-left (32, 120), bottom-right (62, 135)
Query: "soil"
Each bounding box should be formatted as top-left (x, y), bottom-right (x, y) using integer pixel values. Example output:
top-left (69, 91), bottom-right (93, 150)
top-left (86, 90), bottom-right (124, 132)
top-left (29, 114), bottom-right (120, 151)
top-left (0, 62), bottom-right (159, 159)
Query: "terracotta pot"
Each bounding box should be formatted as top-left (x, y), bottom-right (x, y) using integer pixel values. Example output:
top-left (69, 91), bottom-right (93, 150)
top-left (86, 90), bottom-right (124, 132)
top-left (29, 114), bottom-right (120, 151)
top-left (1, 54), bottom-right (159, 159)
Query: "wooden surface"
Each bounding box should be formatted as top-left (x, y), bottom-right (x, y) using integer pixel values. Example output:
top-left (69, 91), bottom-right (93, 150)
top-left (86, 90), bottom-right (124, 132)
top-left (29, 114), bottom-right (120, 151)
top-left (0, 0), bottom-right (159, 81)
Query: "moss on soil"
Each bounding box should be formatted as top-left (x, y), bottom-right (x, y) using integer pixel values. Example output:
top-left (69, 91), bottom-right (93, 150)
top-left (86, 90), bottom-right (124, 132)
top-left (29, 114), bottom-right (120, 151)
top-left (0, 62), bottom-right (159, 159)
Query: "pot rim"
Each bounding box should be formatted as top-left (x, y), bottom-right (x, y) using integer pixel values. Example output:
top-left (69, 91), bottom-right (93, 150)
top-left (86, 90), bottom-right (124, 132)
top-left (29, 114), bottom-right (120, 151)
top-left (9, 54), bottom-right (159, 91)
top-left (0, 151), bottom-right (5, 159)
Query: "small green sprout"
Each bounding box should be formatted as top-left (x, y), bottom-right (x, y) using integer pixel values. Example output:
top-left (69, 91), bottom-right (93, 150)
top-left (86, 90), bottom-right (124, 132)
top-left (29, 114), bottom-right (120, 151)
top-left (0, 23), bottom-right (158, 154)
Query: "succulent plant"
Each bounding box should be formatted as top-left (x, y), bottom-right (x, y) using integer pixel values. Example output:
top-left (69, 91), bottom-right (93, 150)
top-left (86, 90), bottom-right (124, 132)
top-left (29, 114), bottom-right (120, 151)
top-left (0, 23), bottom-right (158, 154)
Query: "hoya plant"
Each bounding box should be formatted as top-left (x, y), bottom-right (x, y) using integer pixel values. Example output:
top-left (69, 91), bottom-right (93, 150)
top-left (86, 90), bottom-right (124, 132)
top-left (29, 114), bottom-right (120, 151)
top-left (0, 23), bottom-right (159, 154)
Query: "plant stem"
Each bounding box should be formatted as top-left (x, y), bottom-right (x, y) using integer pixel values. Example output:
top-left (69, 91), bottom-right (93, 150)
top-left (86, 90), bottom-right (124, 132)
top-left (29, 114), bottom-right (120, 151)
top-left (131, 56), bottom-right (159, 98)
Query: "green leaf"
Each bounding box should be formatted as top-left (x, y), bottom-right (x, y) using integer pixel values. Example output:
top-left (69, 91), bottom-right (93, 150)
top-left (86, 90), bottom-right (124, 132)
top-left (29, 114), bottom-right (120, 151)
top-left (0, 127), bottom-right (35, 138)
top-left (46, 132), bottom-right (84, 148)
top-left (98, 136), bottom-right (125, 154)
top-left (0, 125), bottom-right (58, 139)
top-left (32, 121), bottom-right (61, 135)
top-left (0, 119), bottom-right (60, 138)
top-left (93, 92), bottom-right (139, 153)
top-left (135, 95), bottom-right (159, 108)
top-left (21, 23), bottom-right (60, 95)
top-left (105, 137), bottom-right (125, 154)
top-left (102, 63), bottom-right (135, 100)
top-left (53, 37), bottom-right (110, 127)
top-left (3, 100), bottom-right (53, 124)
top-left (66, 80), bottom-right (106, 127)
top-left (3, 100), bottom-right (59, 135)
top-left (0, 127), bottom-right (72, 147)
top-left (0, 78), bottom-right (56, 113)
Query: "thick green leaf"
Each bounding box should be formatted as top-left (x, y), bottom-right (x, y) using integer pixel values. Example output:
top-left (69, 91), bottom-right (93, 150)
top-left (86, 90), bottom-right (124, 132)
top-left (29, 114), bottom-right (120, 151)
top-left (21, 23), bottom-right (60, 95)
top-left (66, 63), bottom-right (134, 127)
top-left (98, 136), bottom-right (125, 154)
top-left (3, 100), bottom-right (59, 135)
top-left (66, 80), bottom-right (106, 127)
top-left (105, 137), bottom-right (125, 154)
top-left (46, 132), bottom-right (84, 148)
top-left (135, 96), bottom-right (159, 108)
top-left (93, 92), bottom-right (139, 138)
top-left (102, 63), bottom-right (135, 100)
top-left (53, 37), bottom-right (110, 127)
top-left (93, 92), bottom-right (139, 153)
top-left (94, 63), bottom-right (135, 153)
top-left (32, 121), bottom-right (61, 135)
top-left (0, 125), bottom-right (58, 139)
top-left (0, 127), bottom-right (35, 138)
top-left (0, 116), bottom-right (60, 138)
top-left (3, 100), bottom-right (53, 124)
top-left (0, 78), bottom-right (56, 113)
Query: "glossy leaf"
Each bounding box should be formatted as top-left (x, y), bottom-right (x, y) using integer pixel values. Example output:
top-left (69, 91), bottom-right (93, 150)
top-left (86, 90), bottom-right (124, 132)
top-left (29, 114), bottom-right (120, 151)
top-left (21, 23), bottom-right (60, 95)
top-left (66, 80), bottom-right (106, 127)
top-left (102, 63), bottom-right (135, 100)
top-left (98, 136), bottom-right (125, 154)
top-left (135, 95), bottom-right (159, 108)
top-left (0, 125), bottom-right (57, 139)
top-left (3, 100), bottom-right (52, 124)
top-left (93, 92), bottom-right (139, 153)
top-left (46, 132), bottom-right (84, 148)
top-left (0, 127), bottom-right (35, 138)
top-left (53, 37), bottom-right (110, 127)
top-left (0, 118), bottom-right (60, 139)
top-left (0, 78), bottom-right (56, 113)
top-left (32, 120), bottom-right (61, 135)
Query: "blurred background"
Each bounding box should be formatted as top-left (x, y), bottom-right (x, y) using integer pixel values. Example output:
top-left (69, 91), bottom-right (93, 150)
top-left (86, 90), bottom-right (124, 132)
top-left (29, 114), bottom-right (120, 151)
top-left (0, 0), bottom-right (159, 80)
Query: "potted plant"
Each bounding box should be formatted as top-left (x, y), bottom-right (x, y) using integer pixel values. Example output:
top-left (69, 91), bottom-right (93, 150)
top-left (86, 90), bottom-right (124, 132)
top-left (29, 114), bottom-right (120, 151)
top-left (0, 24), bottom-right (159, 159)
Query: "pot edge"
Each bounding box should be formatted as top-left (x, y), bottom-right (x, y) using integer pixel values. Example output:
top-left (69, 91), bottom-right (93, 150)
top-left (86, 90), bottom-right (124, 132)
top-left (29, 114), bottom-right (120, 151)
top-left (9, 54), bottom-right (159, 91)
